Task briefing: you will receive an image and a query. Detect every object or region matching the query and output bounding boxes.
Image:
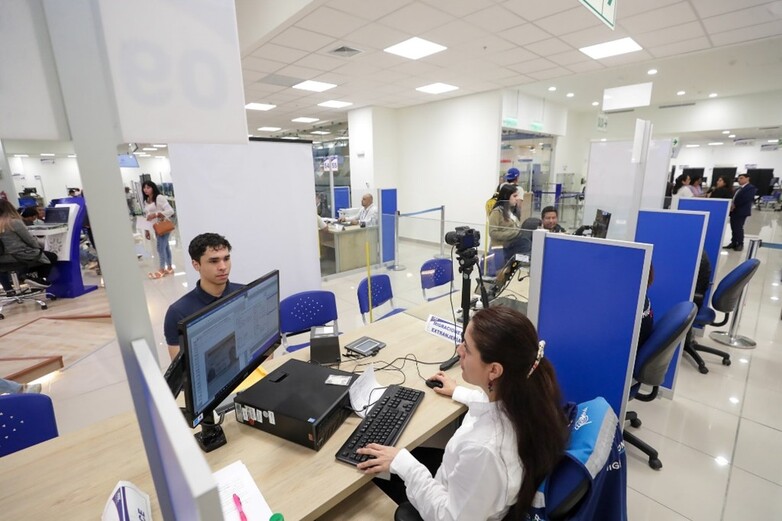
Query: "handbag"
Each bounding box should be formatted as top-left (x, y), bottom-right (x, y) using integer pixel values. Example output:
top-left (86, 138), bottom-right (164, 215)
top-left (153, 218), bottom-right (175, 236)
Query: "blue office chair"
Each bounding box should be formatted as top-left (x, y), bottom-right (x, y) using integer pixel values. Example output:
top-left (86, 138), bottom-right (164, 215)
top-left (625, 301), bottom-right (697, 470)
top-left (0, 393), bottom-right (59, 457)
top-left (684, 258), bottom-right (760, 374)
top-left (279, 290), bottom-right (339, 353)
top-left (419, 258), bottom-right (454, 301)
top-left (357, 274), bottom-right (405, 324)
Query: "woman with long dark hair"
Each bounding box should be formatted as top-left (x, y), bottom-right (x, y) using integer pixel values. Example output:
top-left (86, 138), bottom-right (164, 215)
top-left (708, 176), bottom-right (734, 199)
top-left (357, 307), bottom-right (569, 520)
top-left (672, 174), bottom-right (694, 198)
top-left (0, 200), bottom-right (57, 289)
top-left (488, 184), bottom-right (525, 262)
top-left (142, 180), bottom-right (175, 279)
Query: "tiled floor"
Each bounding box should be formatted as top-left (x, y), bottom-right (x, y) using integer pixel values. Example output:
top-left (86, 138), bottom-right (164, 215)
top-left (23, 210), bottom-right (782, 519)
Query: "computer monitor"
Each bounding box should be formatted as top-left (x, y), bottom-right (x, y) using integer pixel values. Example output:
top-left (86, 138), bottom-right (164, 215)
top-left (44, 206), bottom-right (70, 224)
top-left (592, 209), bottom-right (611, 239)
top-left (711, 167), bottom-right (737, 187)
top-left (181, 269), bottom-right (281, 451)
top-left (118, 153), bottom-right (140, 168)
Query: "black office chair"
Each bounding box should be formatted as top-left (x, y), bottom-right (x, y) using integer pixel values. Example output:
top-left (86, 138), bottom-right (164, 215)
top-left (517, 217), bottom-right (542, 255)
top-left (625, 301), bottom-right (697, 470)
top-left (0, 239), bottom-right (53, 319)
top-left (684, 258), bottom-right (761, 374)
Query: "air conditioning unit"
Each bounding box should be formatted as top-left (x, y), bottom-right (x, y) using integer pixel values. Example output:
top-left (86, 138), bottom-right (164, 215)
top-left (733, 139), bottom-right (754, 146)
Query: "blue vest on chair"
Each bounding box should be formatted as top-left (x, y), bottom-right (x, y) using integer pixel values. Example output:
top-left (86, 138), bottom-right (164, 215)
top-left (527, 397), bottom-right (627, 521)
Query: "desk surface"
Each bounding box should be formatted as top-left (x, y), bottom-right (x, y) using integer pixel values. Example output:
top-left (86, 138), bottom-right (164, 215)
top-left (1, 313), bottom-right (466, 520)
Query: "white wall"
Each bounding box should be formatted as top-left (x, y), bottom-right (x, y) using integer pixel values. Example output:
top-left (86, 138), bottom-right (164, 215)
top-left (347, 107), bottom-right (374, 205)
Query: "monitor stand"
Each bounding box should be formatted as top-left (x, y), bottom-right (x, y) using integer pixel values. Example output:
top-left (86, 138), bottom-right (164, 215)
top-left (195, 414), bottom-right (227, 452)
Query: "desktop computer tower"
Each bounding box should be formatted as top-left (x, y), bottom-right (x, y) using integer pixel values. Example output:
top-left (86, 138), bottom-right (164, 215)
top-left (233, 359), bottom-right (355, 450)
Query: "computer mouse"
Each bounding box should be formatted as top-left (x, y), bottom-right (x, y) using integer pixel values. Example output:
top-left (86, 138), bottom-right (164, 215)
top-left (426, 379), bottom-right (444, 389)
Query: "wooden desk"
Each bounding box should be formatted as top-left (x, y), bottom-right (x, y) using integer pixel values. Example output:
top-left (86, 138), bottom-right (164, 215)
top-left (320, 225), bottom-right (379, 272)
top-left (1, 313), bottom-right (466, 520)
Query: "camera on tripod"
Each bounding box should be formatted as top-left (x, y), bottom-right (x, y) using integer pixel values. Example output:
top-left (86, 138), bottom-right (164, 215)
top-left (444, 226), bottom-right (480, 251)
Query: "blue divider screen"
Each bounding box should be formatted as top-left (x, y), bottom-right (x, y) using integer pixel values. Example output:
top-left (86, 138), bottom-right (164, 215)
top-left (380, 189), bottom-right (397, 263)
top-left (676, 199), bottom-right (730, 293)
top-left (536, 236), bottom-right (649, 418)
top-left (636, 210), bottom-right (706, 390)
top-left (333, 186), bottom-right (350, 217)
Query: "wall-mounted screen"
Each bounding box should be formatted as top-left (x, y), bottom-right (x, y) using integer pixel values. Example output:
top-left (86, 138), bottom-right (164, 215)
top-left (118, 154), bottom-right (140, 168)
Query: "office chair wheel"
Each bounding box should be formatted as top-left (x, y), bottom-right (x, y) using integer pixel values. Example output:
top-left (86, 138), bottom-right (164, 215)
top-left (648, 458), bottom-right (663, 470)
top-left (698, 365), bottom-right (709, 375)
top-left (630, 418), bottom-right (642, 428)
top-left (722, 358), bottom-right (731, 366)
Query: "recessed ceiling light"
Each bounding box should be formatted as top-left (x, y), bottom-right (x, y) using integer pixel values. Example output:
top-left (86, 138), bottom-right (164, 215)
top-left (566, 92), bottom-right (574, 98)
top-left (292, 117), bottom-right (319, 123)
top-left (647, 68), bottom-right (658, 75)
top-left (548, 86), bottom-right (557, 92)
top-left (292, 80), bottom-right (337, 92)
top-left (685, 144), bottom-right (700, 148)
top-left (708, 142), bottom-right (724, 146)
top-left (318, 100), bottom-right (353, 109)
top-left (257, 127), bottom-right (282, 132)
top-left (722, 131), bottom-right (730, 135)
top-left (600, 138), bottom-right (607, 142)
top-left (728, 134), bottom-right (736, 138)
top-left (40, 153), bottom-right (55, 157)
top-left (579, 37), bottom-right (642, 60)
top-left (591, 101), bottom-right (599, 106)
top-left (384, 37), bottom-right (447, 60)
top-left (416, 83), bottom-right (458, 94)
top-left (14, 154), bottom-right (29, 158)
top-left (281, 136), bottom-right (299, 140)
top-left (677, 90), bottom-right (686, 96)
top-left (709, 93), bottom-right (718, 98)
top-left (142, 147), bottom-right (157, 151)
top-left (729, 396), bottom-right (740, 404)
top-left (768, 139), bottom-right (780, 143)
top-left (152, 144), bottom-right (167, 148)
top-left (714, 456), bottom-right (730, 467)
top-left (68, 154), bottom-right (77, 158)
top-left (311, 130), bottom-right (331, 135)
top-left (245, 102), bottom-right (277, 111)
top-left (156, 156), bottom-right (166, 159)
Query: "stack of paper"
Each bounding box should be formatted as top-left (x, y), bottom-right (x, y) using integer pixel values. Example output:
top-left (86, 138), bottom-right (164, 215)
top-left (214, 460), bottom-right (273, 521)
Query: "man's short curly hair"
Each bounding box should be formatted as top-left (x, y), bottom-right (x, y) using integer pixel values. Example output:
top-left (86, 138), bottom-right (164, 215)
top-left (188, 233), bottom-right (231, 262)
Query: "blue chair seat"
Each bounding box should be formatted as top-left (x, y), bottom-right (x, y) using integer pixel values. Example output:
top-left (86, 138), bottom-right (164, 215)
top-left (694, 306), bottom-right (715, 326)
top-left (420, 258), bottom-right (454, 301)
top-left (357, 274), bottom-right (405, 324)
top-left (0, 393), bottom-right (59, 457)
top-left (279, 290), bottom-right (339, 354)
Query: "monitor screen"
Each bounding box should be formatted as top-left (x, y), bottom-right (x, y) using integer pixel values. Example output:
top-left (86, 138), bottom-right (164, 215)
top-left (592, 209), bottom-right (611, 239)
top-left (118, 153), bottom-right (140, 168)
top-left (182, 270), bottom-right (280, 429)
top-left (44, 206), bottom-right (70, 224)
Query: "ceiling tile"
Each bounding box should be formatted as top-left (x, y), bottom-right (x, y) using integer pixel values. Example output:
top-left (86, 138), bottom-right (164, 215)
top-left (251, 43), bottom-right (309, 63)
top-left (276, 64), bottom-right (323, 81)
top-left (647, 36), bottom-right (712, 58)
top-left (465, 4), bottom-right (527, 33)
top-left (388, 60), bottom-right (445, 76)
top-left (703, 4), bottom-right (782, 34)
top-left (508, 57), bottom-right (558, 74)
top-left (618, 0), bottom-right (681, 17)
top-left (271, 26), bottom-right (336, 52)
top-left (501, 0), bottom-right (571, 21)
top-left (421, 19), bottom-right (489, 47)
top-left (525, 38), bottom-right (573, 56)
top-left (327, 0), bottom-right (413, 21)
top-left (598, 50), bottom-right (654, 67)
top-left (534, 7), bottom-right (603, 36)
top-left (620, 2), bottom-right (698, 34)
top-left (528, 67), bottom-right (572, 81)
top-left (294, 7), bottom-right (368, 38)
top-left (633, 21), bottom-right (706, 48)
top-left (688, 0), bottom-right (774, 18)
top-left (343, 23), bottom-right (412, 49)
top-left (710, 19), bottom-right (782, 46)
top-left (293, 53), bottom-right (351, 72)
top-left (330, 59), bottom-right (382, 78)
top-left (243, 56), bottom-right (286, 73)
top-left (242, 70), bottom-right (266, 84)
top-left (421, 0), bottom-right (494, 17)
top-left (495, 74), bottom-right (535, 87)
top-left (371, 68), bottom-right (409, 83)
top-left (547, 50), bottom-right (591, 66)
top-left (497, 23), bottom-right (552, 47)
top-left (451, 34), bottom-right (517, 57)
top-left (485, 47), bottom-right (540, 66)
top-left (559, 24), bottom-right (628, 49)
top-left (378, 2), bottom-right (456, 34)
top-left (566, 60), bottom-right (606, 73)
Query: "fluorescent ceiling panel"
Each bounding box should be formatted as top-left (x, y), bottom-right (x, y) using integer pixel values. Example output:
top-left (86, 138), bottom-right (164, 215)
top-left (384, 37), bottom-right (447, 60)
top-left (318, 100), bottom-right (353, 108)
top-left (579, 37), bottom-right (642, 60)
top-left (310, 130), bottom-right (331, 135)
top-left (292, 80), bottom-right (337, 92)
top-left (416, 82), bottom-right (458, 94)
top-left (602, 82), bottom-right (653, 111)
top-left (257, 126), bottom-right (281, 131)
top-left (292, 117), bottom-right (319, 123)
top-left (245, 102), bottom-right (277, 111)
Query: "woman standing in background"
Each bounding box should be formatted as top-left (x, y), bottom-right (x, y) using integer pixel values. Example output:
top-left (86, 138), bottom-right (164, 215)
top-left (142, 181), bottom-right (175, 279)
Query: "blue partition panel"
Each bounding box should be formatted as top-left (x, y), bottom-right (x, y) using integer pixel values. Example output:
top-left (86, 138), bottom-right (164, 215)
top-left (636, 210), bottom-right (707, 391)
top-left (675, 199), bottom-right (730, 293)
top-left (333, 186), bottom-right (350, 217)
top-left (379, 188), bottom-right (397, 263)
top-left (533, 234), bottom-right (651, 420)
top-left (48, 197), bottom-right (98, 298)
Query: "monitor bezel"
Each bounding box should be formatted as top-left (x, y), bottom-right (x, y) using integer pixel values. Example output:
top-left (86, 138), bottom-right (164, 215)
top-left (181, 269), bottom-right (281, 428)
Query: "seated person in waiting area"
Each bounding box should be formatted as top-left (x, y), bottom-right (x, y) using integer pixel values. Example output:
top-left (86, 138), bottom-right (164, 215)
top-left (488, 184), bottom-right (526, 263)
top-left (357, 307), bottom-right (569, 521)
top-left (0, 200), bottom-right (57, 290)
top-left (340, 193), bottom-right (378, 226)
top-left (164, 233), bottom-right (243, 360)
top-left (540, 206), bottom-right (566, 233)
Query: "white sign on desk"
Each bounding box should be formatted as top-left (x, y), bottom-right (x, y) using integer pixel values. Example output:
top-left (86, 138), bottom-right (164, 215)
top-left (580, 0), bottom-right (616, 29)
top-left (425, 315), bottom-right (463, 344)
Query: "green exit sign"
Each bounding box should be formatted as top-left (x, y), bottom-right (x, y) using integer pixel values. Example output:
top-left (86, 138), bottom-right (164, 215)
top-left (502, 117), bottom-right (518, 128)
top-left (580, 0), bottom-right (616, 29)
top-left (530, 121), bottom-right (544, 131)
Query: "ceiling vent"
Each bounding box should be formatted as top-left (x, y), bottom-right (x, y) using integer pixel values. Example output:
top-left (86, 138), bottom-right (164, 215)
top-left (329, 46), bottom-right (362, 58)
top-left (258, 74), bottom-right (301, 87)
top-left (659, 102), bottom-right (696, 109)
top-left (604, 108), bottom-right (635, 114)
top-left (734, 138), bottom-right (755, 146)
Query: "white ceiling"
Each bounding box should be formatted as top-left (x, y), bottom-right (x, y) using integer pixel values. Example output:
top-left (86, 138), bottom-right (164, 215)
top-left (238, 0), bottom-right (782, 140)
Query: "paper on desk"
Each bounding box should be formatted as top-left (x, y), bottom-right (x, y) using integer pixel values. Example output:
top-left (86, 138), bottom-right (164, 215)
top-left (349, 364), bottom-right (382, 419)
top-left (214, 460), bottom-right (273, 521)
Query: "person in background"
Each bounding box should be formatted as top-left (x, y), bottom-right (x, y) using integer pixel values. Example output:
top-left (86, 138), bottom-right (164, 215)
top-left (357, 307), bottom-right (569, 520)
top-left (488, 184), bottom-right (525, 263)
top-left (19, 207), bottom-right (42, 226)
top-left (340, 193), bottom-right (378, 226)
top-left (708, 176), bottom-right (734, 199)
top-left (541, 206), bottom-right (566, 233)
top-left (0, 378), bottom-right (41, 394)
top-left (690, 176), bottom-right (705, 196)
top-left (486, 168), bottom-right (525, 217)
top-left (672, 174), bottom-right (694, 199)
top-left (142, 180), bottom-right (175, 279)
top-left (164, 233), bottom-right (242, 360)
top-left (0, 200), bottom-right (57, 290)
top-left (724, 173), bottom-right (757, 252)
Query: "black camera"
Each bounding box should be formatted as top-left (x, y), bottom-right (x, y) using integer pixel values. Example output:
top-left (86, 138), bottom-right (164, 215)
top-left (445, 226), bottom-right (480, 251)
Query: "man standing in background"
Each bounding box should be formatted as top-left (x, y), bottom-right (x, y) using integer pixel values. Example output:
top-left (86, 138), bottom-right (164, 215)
top-left (724, 173), bottom-right (757, 252)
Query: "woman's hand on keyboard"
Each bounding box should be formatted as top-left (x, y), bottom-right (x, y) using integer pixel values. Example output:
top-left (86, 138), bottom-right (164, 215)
top-left (356, 444), bottom-right (400, 474)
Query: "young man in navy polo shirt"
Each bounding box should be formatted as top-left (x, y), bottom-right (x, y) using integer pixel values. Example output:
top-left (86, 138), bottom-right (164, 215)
top-left (164, 233), bottom-right (243, 359)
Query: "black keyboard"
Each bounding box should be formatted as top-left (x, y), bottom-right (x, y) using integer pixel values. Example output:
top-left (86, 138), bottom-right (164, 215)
top-left (336, 385), bottom-right (424, 466)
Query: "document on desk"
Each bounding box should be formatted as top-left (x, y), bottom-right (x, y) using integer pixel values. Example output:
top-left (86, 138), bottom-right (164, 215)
top-left (349, 364), bottom-right (382, 419)
top-left (214, 460), bottom-right (273, 521)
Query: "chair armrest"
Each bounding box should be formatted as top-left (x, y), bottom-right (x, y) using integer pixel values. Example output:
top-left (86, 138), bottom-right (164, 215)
top-left (634, 385), bottom-right (659, 402)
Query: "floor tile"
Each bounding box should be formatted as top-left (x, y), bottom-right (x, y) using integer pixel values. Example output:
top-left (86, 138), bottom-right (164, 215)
top-left (741, 382), bottom-right (782, 432)
top-left (627, 488), bottom-right (690, 521)
top-left (733, 419), bottom-right (782, 486)
top-left (723, 467), bottom-right (782, 521)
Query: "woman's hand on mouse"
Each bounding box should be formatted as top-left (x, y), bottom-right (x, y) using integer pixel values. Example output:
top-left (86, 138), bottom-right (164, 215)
top-left (429, 371), bottom-right (456, 397)
top-left (356, 444), bottom-right (399, 474)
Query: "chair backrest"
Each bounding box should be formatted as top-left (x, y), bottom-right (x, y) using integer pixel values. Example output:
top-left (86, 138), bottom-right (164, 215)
top-left (711, 259), bottom-right (761, 313)
top-left (279, 290), bottom-right (338, 336)
top-left (0, 393), bottom-right (59, 457)
top-left (420, 258), bottom-right (453, 296)
top-left (634, 301), bottom-right (697, 386)
top-left (357, 274), bottom-right (394, 315)
top-left (518, 218), bottom-right (541, 255)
